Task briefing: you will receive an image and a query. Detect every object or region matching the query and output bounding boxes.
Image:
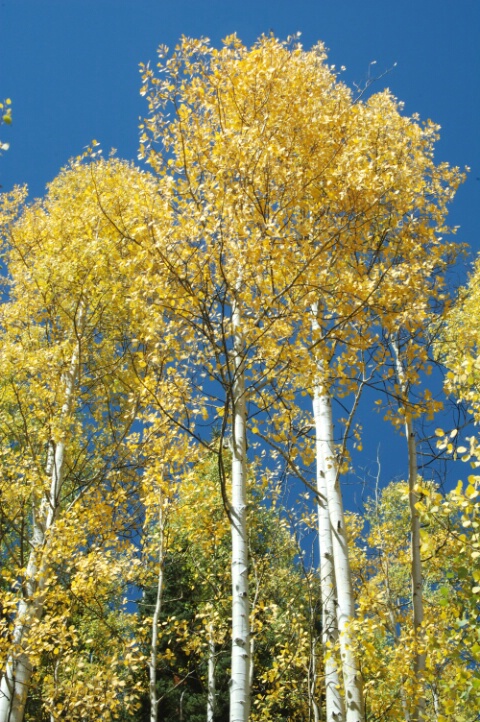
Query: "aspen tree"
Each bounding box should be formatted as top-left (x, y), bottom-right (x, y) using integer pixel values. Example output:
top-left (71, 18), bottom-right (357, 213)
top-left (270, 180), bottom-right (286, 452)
top-left (140, 35), bottom-right (464, 721)
top-left (348, 479), bottom-right (480, 721)
top-left (389, 337), bottom-right (427, 722)
top-left (370, 244), bottom-right (463, 720)
top-left (0, 158), bottom-right (168, 721)
top-left (300, 87), bottom-right (464, 722)
top-left (140, 35), bottom-right (357, 720)
top-left (136, 420), bottom-right (196, 722)
top-left (311, 309), bottom-right (346, 722)
top-left (138, 435), bottom-right (173, 722)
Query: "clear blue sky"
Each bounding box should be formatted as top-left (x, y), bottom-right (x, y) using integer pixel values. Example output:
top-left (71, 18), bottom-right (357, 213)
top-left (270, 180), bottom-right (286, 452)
top-left (1, 0), bottom-right (479, 498)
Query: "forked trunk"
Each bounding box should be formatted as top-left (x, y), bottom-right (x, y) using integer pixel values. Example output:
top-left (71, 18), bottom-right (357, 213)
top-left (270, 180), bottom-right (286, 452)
top-left (315, 384), bottom-right (364, 722)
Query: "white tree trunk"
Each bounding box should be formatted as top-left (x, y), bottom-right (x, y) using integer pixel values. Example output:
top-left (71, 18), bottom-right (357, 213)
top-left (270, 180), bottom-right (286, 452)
top-left (149, 498), bottom-right (165, 722)
top-left (229, 293), bottom-right (250, 722)
top-left (0, 324), bottom-right (81, 722)
top-left (206, 620), bottom-right (216, 722)
top-left (315, 384), bottom-right (364, 722)
top-left (313, 383), bottom-right (346, 722)
top-left (391, 339), bottom-right (426, 722)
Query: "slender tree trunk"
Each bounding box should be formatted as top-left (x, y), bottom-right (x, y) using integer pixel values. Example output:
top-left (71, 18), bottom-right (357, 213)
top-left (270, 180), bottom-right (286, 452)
top-left (391, 339), bottom-right (426, 722)
top-left (149, 497), bottom-right (165, 722)
top-left (229, 292), bottom-right (250, 722)
top-left (308, 636), bottom-right (320, 722)
top-left (315, 383), bottom-right (364, 722)
top-left (383, 574), bottom-right (411, 722)
top-left (206, 620), bottom-right (216, 722)
top-left (313, 382), bottom-right (346, 722)
top-left (387, 604), bottom-right (411, 722)
top-left (405, 417), bottom-right (426, 722)
top-left (376, 488), bottom-right (411, 722)
top-left (0, 321), bottom-right (82, 722)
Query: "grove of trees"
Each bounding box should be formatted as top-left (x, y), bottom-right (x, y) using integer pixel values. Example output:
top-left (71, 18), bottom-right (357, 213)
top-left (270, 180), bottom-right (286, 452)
top-left (0, 35), bottom-right (478, 722)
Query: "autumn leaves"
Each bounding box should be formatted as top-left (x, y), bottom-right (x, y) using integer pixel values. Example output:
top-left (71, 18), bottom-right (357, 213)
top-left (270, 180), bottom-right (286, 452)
top-left (0, 34), bottom-right (468, 722)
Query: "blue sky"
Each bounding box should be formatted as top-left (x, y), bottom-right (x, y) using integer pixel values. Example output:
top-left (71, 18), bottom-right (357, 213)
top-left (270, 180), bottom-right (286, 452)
top-left (1, 0), bottom-right (479, 499)
top-left (1, 1), bottom-right (478, 226)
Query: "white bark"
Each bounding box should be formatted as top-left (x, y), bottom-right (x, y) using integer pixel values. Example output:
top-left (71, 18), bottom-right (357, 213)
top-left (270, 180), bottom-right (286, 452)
top-left (315, 384), bottom-right (364, 722)
top-left (431, 680), bottom-right (441, 722)
top-left (229, 293), bottom-right (250, 722)
top-left (391, 339), bottom-right (426, 722)
top-left (313, 383), bottom-right (345, 722)
top-left (149, 498), bottom-right (165, 722)
top-left (0, 318), bottom-right (82, 722)
top-left (206, 620), bottom-right (216, 722)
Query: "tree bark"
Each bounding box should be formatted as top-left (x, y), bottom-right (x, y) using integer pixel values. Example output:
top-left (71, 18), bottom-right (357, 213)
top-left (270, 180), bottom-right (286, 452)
top-left (229, 292), bottom-right (251, 722)
top-left (206, 620), bottom-right (216, 722)
top-left (313, 382), bottom-right (346, 722)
